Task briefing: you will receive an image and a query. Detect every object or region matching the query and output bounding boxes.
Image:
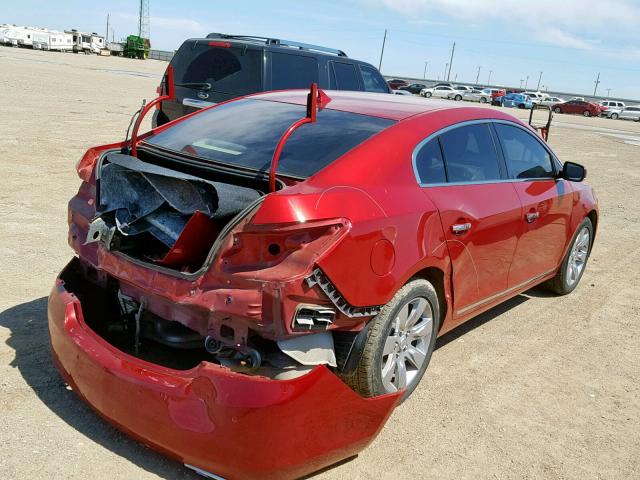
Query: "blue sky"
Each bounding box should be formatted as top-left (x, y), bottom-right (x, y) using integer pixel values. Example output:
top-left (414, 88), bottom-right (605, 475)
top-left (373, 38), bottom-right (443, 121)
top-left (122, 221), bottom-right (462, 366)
top-left (5, 0), bottom-right (640, 98)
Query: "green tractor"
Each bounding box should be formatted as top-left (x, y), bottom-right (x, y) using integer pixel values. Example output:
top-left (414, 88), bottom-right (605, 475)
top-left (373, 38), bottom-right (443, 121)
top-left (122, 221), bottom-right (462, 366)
top-left (123, 35), bottom-right (150, 59)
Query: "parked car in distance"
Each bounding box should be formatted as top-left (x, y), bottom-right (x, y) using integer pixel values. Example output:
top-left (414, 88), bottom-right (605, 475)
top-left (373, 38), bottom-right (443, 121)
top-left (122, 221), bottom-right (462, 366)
top-left (421, 85), bottom-right (459, 98)
top-left (387, 78), bottom-right (409, 89)
top-left (540, 96), bottom-right (565, 107)
top-left (618, 105), bottom-right (640, 121)
top-left (487, 88), bottom-right (506, 105)
top-left (430, 82), bottom-right (453, 88)
top-left (523, 91), bottom-right (545, 104)
top-left (53, 89), bottom-right (598, 480)
top-left (393, 89), bottom-right (414, 96)
top-left (599, 100), bottom-right (625, 118)
top-left (462, 88), bottom-right (493, 103)
top-left (153, 33), bottom-right (390, 127)
top-left (501, 93), bottom-right (534, 109)
top-left (552, 99), bottom-right (602, 117)
top-left (399, 83), bottom-right (427, 94)
top-left (447, 85), bottom-right (473, 100)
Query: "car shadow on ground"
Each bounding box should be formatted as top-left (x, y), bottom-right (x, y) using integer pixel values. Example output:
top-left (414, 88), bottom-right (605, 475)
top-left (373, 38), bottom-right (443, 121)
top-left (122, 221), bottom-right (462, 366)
top-left (0, 297), bottom-right (200, 480)
top-left (1, 287), bottom-right (546, 479)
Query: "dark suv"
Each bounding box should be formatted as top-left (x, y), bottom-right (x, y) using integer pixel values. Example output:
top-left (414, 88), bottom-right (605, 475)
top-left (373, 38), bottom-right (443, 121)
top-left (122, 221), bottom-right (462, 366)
top-left (153, 33), bottom-right (390, 127)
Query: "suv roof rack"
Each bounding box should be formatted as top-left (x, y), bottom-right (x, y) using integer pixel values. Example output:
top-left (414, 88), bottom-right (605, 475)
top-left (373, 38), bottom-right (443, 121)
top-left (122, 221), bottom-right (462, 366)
top-left (206, 33), bottom-right (348, 57)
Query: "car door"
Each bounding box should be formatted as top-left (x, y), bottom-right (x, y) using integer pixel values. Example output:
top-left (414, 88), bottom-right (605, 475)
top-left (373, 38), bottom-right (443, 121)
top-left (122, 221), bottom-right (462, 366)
top-left (493, 122), bottom-right (574, 286)
top-left (434, 86), bottom-right (451, 98)
top-left (415, 122), bottom-right (522, 318)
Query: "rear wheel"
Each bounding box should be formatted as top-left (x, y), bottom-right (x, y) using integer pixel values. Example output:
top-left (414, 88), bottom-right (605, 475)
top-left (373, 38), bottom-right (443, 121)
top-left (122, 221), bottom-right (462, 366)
top-left (480, 97), bottom-right (487, 104)
top-left (545, 218), bottom-right (593, 295)
top-left (455, 94), bottom-right (462, 101)
top-left (339, 279), bottom-right (439, 401)
top-left (554, 107), bottom-right (562, 113)
top-left (611, 113), bottom-right (619, 119)
top-left (583, 110), bottom-right (591, 117)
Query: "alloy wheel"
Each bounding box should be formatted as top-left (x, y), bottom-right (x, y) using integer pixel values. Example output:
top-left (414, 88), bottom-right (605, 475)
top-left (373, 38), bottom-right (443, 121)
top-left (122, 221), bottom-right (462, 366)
top-left (566, 227), bottom-right (590, 287)
top-left (380, 297), bottom-right (433, 393)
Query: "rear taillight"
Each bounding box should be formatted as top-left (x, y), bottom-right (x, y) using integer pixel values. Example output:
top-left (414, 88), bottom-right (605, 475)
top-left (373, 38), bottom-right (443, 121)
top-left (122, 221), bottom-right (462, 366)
top-left (208, 41), bottom-right (231, 48)
top-left (218, 218), bottom-right (349, 279)
top-left (75, 147), bottom-right (102, 182)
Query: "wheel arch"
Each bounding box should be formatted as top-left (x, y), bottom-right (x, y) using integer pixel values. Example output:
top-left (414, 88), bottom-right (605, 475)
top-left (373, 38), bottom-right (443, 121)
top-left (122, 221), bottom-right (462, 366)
top-left (408, 266), bottom-right (449, 332)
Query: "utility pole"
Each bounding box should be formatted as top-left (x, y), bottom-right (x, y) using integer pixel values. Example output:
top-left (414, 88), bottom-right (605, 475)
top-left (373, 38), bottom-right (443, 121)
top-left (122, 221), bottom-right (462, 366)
top-left (423, 61), bottom-right (428, 79)
top-left (378, 29), bottom-right (387, 71)
top-left (444, 63), bottom-right (448, 81)
top-left (536, 71), bottom-right (543, 91)
top-left (106, 13), bottom-right (110, 43)
top-left (520, 79), bottom-right (524, 89)
top-left (475, 66), bottom-right (481, 85)
top-left (454, 73), bottom-right (458, 82)
top-left (524, 75), bottom-right (529, 90)
top-left (446, 42), bottom-right (456, 81)
top-left (593, 72), bottom-right (601, 96)
top-left (606, 88), bottom-right (611, 97)
top-left (487, 69), bottom-right (492, 85)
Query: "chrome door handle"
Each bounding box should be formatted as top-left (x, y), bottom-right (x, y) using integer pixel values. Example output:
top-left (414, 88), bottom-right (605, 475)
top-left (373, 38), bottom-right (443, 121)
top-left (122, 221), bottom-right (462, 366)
top-left (451, 223), bottom-right (472, 235)
top-left (526, 212), bottom-right (540, 223)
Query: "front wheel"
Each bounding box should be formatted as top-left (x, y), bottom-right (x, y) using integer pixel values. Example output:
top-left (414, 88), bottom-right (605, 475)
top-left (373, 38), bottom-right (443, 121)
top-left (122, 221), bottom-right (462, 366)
top-left (545, 218), bottom-right (593, 295)
top-left (425, 92), bottom-right (432, 98)
top-left (339, 279), bottom-right (439, 400)
top-left (583, 110), bottom-right (591, 117)
top-left (611, 113), bottom-right (619, 119)
top-left (455, 94), bottom-right (462, 101)
top-left (480, 97), bottom-right (487, 104)
top-left (554, 107), bottom-right (562, 113)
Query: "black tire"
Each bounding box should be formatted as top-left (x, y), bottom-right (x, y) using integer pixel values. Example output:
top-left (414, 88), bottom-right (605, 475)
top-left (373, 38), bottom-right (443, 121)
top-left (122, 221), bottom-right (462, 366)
top-left (611, 113), bottom-right (619, 119)
top-left (455, 94), bottom-right (462, 101)
top-left (480, 97), bottom-right (487, 104)
top-left (554, 107), bottom-right (562, 113)
top-left (339, 279), bottom-right (439, 401)
top-left (583, 110), bottom-right (591, 117)
top-left (545, 218), bottom-right (593, 295)
top-left (518, 103), bottom-right (525, 109)
top-left (425, 92), bottom-right (432, 98)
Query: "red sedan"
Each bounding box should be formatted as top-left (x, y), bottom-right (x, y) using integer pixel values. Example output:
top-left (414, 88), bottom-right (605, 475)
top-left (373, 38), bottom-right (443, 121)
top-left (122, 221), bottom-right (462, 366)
top-left (49, 87), bottom-right (598, 480)
top-left (552, 99), bottom-right (603, 117)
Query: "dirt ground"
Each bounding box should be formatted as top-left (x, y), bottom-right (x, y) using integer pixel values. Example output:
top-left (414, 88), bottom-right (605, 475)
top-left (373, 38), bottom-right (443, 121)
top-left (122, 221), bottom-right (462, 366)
top-left (0, 47), bottom-right (638, 480)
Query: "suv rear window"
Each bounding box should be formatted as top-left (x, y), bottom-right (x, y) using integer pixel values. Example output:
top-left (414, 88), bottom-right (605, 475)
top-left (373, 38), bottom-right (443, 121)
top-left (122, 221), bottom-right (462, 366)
top-left (271, 52), bottom-right (318, 89)
top-left (171, 42), bottom-right (262, 96)
top-left (331, 62), bottom-right (361, 91)
top-left (144, 99), bottom-right (394, 178)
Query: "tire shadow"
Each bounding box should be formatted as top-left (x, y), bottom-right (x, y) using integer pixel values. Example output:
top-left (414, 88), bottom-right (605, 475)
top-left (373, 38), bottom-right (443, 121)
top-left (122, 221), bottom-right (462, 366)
top-left (0, 297), bottom-right (199, 480)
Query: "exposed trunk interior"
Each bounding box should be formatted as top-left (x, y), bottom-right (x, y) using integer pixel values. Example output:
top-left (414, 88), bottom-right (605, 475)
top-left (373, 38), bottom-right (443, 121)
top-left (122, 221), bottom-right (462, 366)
top-left (87, 152), bottom-right (264, 273)
top-left (61, 258), bottom-right (313, 378)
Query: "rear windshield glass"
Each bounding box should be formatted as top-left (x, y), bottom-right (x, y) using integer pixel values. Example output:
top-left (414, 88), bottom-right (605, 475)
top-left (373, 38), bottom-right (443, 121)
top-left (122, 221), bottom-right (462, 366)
top-left (171, 41), bottom-right (262, 96)
top-left (144, 99), bottom-right (394, 178)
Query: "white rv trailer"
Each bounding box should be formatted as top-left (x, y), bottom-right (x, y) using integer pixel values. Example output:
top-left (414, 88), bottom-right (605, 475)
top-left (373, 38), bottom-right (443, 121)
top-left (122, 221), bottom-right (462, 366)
top-left (66, 30), bottom-right (104, 54)
top-left (32, 30), bottom-right (74, 51)
top-left (2, 26), bottom-right (37, 47)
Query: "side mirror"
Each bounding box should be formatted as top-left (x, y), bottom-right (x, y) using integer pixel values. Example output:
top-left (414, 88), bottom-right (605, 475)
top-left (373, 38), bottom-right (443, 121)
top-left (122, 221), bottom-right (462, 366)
top-left (561, 161), bottom-right (586, 182)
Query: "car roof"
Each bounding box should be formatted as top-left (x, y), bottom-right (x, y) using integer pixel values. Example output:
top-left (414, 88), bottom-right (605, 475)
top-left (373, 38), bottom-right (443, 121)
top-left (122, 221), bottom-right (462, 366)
top-left (249, 90), bottom-right (467, 121)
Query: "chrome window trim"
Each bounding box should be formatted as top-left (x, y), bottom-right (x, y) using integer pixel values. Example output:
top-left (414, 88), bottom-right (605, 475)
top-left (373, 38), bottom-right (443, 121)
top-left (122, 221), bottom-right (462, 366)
top-left (412, 118), bottom-right (562, 187)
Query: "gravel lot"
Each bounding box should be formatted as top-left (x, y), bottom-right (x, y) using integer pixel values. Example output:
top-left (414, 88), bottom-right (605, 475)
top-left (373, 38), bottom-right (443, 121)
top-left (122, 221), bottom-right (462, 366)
top-left (1, 47), bottom-right (638, 480)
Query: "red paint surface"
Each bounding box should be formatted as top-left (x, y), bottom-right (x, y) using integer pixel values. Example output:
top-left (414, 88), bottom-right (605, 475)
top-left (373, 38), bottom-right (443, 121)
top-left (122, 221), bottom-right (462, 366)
top-left (54, 89), bottom-right (600, 476)
top-left (49, 275), bottom-right (401, 480)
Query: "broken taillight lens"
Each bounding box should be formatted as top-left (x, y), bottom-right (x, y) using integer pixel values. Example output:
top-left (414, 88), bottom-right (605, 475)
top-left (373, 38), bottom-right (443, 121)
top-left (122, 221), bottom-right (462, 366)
top-left (218, 218), bottom-right (349, 279)
top-left (75, 142), bottom-right (125, 183)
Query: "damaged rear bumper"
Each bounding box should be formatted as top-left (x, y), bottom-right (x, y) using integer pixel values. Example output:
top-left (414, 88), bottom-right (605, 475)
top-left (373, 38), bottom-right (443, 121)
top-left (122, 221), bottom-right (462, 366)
top-left (48, 259), bottom-right (401, 480)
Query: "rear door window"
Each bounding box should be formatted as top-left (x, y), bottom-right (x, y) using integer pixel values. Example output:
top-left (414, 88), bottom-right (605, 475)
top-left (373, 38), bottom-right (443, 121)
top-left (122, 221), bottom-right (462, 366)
top-left (359, 65), bottom-right (389, 93)
top-left (331, 62), bottom-right (362, 91)
top-left (271, 52), bottom-right (319, 89)
top-left (415, 138), bottom-right (447, 184)
top-left (171, 42), bottom-right (262, 96)
top-left (494, 123), bottom-right (554, 179)
top-left (439, 123), bottom-right (502, 182)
